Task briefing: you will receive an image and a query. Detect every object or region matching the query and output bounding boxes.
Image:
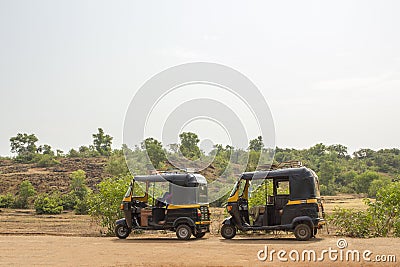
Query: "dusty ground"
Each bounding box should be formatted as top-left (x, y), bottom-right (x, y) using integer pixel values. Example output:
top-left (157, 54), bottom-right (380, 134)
top-left (1, 235), bottom-right (399, 266)
top-left (1, 195), bottom-right (396, 266)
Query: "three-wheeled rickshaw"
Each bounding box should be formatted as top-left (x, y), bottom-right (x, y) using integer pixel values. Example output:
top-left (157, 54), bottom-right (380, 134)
top-left (115, 172), bottom-right (211, 240)
top-left (221, 167), bottom-right (325, 241)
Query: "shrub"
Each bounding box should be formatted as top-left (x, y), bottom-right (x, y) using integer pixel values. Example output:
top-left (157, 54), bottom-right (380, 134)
top-left (368, 176), bottom-right (391, 198)
top-left (14, 180), bottom-right (36, 208)
top-left (35, 154), bottom-right (60, 167)
top-left (0, 193), bottom-right (15, 208)
top-left (365, 182), bottom-right (400, 237)
top-left (88, 175), bottom-right (131, 234)
top-left (34, 192), bottom-right (63, 214)
top-left (74, 194), bottom-right (91, 215)
top-left (69, 170), bottom-right (88, 199)
top-left (328, 207), bottom-right (371, 238)
top-left (330, 182), bottom-right (400, 237)
top-left (61, 192), bottom-right (77, 210)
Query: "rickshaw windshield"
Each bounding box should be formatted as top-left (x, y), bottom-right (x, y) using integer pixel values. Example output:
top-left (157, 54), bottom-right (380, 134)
top-left (133, 181), bottom-right (148, 197)
top-left (229, 180), bottom-right (240, 197)
top-left (124, 183), bottom-right (132, 198)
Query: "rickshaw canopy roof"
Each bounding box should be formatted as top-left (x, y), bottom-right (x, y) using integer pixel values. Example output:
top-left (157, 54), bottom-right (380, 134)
top-left (240, 167), bottom-right (315, 181)
top-left (134, 173), bottom-right (207, 187)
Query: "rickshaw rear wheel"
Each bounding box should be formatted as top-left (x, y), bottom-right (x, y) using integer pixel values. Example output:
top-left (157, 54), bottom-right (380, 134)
top-left (115, 224), bottom-right (130, 239)
top-left (221, 224), bottom-right (236, 239)
top-left (294, 223), bottom-right (312, 241)
top-left (193, 232), bottom-right (206, 238)
top-left (176, 224), bottom-right (192, 240)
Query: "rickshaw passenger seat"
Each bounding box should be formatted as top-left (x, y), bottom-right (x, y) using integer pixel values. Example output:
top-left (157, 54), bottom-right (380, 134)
top-left (152, 207), bottom-right (166, 223)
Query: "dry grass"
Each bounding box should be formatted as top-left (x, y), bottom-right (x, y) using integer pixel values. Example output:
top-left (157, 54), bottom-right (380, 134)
top-left (0, 209), bottom-right (103, 236)
top-left (323, 194), bottom-right (369, 213)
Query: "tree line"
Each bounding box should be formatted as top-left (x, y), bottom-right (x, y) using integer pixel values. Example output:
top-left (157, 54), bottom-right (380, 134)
top-left (4, 129), bottom-right (399, 197)
top-left (2, 128), bottom-right (400, 236)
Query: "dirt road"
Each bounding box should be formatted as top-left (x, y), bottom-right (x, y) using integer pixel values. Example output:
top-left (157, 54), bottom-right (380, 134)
top-left (0, 235), bottom-right (398, 266)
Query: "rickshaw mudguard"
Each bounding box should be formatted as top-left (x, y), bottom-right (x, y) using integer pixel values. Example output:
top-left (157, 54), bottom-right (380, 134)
top-left (222, 216), bottom-right (235, 225)
top-left (116, 218), bottom-right (128, 227)
top-left (291, 216), bottom-right (315, 228)
top-left (173, 217), bottom-right (196, 228)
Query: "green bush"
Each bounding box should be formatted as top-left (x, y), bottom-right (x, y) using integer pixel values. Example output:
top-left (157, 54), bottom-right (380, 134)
top-left (0, 193), bottom-right (15, 208)
top-left (35, 154), bottom-right (60, 167)
top-left (328, 207), bottom-right (371, 238)
top-left (330, 182), bottom-right (400, 238)
top-left (61, 192), bottom-right (77, 210)
top-left (34, 192), bottom-right (63, 214)
top-left (88, 175), bottom-right (131, 234)
top-left (14, 180), bottom-right (36, 209)
top-left (365, 182), bottom-right (400, 237)
top-left (74, 194), bottom-right (91, 215)
top-left (368, 176), bottom-right (391, 197)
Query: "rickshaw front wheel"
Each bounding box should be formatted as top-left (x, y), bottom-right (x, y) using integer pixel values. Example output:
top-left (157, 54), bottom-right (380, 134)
top-left (115, 224), bottom-right (130, 239)
top-left (221, 224), bottom-right (236, 239)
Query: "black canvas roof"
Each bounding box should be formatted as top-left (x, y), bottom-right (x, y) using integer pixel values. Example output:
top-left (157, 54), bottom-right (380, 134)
top-left (240, 167), bottom-right (315, 181)
top-left (134, 173), bottom-right (207, 187)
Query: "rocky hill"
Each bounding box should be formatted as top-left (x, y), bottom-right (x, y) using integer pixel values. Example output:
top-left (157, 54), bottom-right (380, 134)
top-left (0, 158), bottom-right (108, 195)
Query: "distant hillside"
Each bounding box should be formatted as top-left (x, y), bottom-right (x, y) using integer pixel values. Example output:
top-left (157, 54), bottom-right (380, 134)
top-left (0, 158), bottom-right (108, 195)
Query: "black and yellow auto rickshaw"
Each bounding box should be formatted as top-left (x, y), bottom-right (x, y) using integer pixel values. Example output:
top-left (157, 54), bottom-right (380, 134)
top-left (221, 167), bottom-right (325, 241)
top-left (115, 172), bottom-right (211, 240)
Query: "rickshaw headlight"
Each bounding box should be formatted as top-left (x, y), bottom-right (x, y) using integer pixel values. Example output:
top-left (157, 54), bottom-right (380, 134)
top-left (226, 205), bottom-right (233, 212)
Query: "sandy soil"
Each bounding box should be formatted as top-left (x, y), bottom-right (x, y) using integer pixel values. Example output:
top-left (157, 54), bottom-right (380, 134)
top-left (0, 195), bottom-right (393, 266)
top-left (0, 235), bottom-right (399, 267)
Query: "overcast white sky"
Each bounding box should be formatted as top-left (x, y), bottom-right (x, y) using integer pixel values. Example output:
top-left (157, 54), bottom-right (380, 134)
top-left (1, 0), bottom-right (399, 156)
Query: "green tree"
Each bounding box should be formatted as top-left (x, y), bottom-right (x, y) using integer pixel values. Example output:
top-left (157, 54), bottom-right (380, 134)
top-left (353, 171), bottom-right (382, 194)
top-left (37, 144), bottom-right (54, 156)
top-left (327, 144), bottom-right (348, 158)
top-left (245, 150), bottom-right (261, 172)
top-left (249, 136), bottom-right (264, 152)
top-left (66, 170), bottom-right (91, 214)
top-left (70, 170), bottom-right (89, 200)
top-left (67, 148), bottom-right (80, 158)
top-left (56, 149), bottom-right (64, 157)
top-left (105, 150), bottom-right (130, 176)
top-left (10, 133), bottom-right (38, 162)
top-left (92, 128), bottom-right (113, 156)
top-left (14, 180), bottom-right (36, 208)
top-left (141, 138), bottom-right (166, 169)
top-left (179, 132), bottom-right (201, 160)
top-left (368, 176), bottom-right (391, 197)
top-left (89, 175), bottom-right (131, 234)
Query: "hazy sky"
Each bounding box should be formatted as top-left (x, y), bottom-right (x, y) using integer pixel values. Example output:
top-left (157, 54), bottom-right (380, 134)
top-left (1, 0), bottom-right (399, 156)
